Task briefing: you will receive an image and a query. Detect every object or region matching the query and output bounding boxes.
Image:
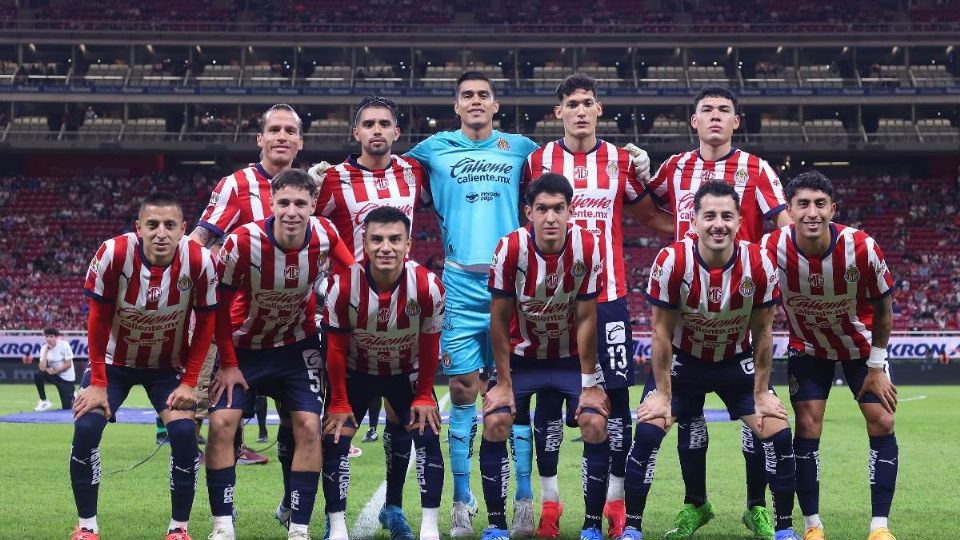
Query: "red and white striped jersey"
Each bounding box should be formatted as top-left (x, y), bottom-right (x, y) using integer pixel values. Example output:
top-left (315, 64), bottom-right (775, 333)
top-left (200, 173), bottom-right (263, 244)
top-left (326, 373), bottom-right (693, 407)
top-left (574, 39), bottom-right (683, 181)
top-left (761, 223), bottom-right (894, 361)
top-left (83, 234), bottom-right (218, 369)
top-left (218, 216), bottom-right (343, 349)
top-left (489, 224), bottom-right (604, 360)
top-left (198, 163), bottom-right (273, 238)
top-left (646, 238), bottom-right (780, 362)
top-left (322, 260), bottom-right (445, 375)
top-left (648, 149), bottom-right (786, 242)
top-left (318, 154), bottom-right (430, 260)
top-left (525, 140), bottom-right (643, 302)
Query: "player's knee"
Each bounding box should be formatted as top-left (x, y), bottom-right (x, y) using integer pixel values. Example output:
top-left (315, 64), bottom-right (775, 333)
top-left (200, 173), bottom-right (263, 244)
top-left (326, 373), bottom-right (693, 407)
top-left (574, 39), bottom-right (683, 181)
top-left (482, 413), bottom-right (512, 441)
top-left (793, 407), bottom-right (824, 438)
top-left (448, 373), bottom-right (479, 405)
top-left (166, 417), bottom-right (197, 447)
top-left (207, 411), bottom-right (238, 440)
top-left (292, 413), bottom-right (322, 440)
top-left (865, 409), bottom-right (895, 436)
top-left (578, 412), bottom-right (607, 443)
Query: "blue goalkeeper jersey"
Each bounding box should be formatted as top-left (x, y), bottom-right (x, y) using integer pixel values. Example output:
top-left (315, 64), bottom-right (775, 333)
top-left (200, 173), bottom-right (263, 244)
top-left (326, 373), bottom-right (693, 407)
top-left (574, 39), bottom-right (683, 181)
top-left (407, 129), bottom-right (539, 269)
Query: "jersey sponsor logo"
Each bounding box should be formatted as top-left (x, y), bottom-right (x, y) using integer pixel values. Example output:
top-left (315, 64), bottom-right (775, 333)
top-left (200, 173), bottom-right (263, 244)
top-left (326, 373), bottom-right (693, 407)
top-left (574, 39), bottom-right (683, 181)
top-left (496, 138), bottom-right (510, 151)
top-left (253, 290), bottom-right (306, 311)
top-left (735, 168), bottom-right (749, 185)
top-left (738, 277), bottom-right (755, 297)
top-left (353, 331), bottom-right (416, 351)
top-left (449, 157), bottom-right (514, 185)
top-left (570, 194), bottom-right (612, 220)
top-left (708, 286), bottom-right (723, 303)
top-left (491, 253), bottom-right (498, 268)
top-left (699, 168), bottom-right (715, 183)
top-left (209, 192), bottom-right (219, 205)
top-left (377, 307), bottom-right (392, 324)
top-left (465, 191), bottom-right (501, 203)
top-left (117, 307), bottom-right (185, 333)
top-left (532, 327), bottom-right (567, 339)
top-left (301, 348), bottom-right (323, 369)
top-left (572, 260), bottom-right (587, 278)
top-left (146, 286), bottom-right (162, 303)
top-left (519, 297), bottom-right (574, 321)
top-left (681, 311), bottom-right (748, 334)
top-left (678, 192), bottom-right (695, 222)
top-left (123, 335), bottom-right (168, 346)
top-left (284, 264), bottom-right (301, 281)
top-left (606, 161), bottom-right (619, 177)
top-left (606, 321), bottom-right (626, 344)
top-left (785, 295), bottom-right (851, 317)
top-left (877, 260), bottom-right (888, 276)
top-left (177, 275), bottom-right (193, 291)
top-left (88, 256), bottom-right (98, 275)
top-left (403, 168), bottom-right (416, 186)
top-left (374, 176), bottom-right (390, 191)
top-left (573, 165), bottom-right (589, 181)
top-left (546, 272), bottom-right (560, 289)
top-left (651, 264), bottom-right (663, 280)
top-left (808, 273), bottom-right (824, 288)
top-left (405, 299), bottom-right (421, 317)
top-left (844, 265), bottom-right (861, 283)
top-left (352, 202), bottom-right (416, 226)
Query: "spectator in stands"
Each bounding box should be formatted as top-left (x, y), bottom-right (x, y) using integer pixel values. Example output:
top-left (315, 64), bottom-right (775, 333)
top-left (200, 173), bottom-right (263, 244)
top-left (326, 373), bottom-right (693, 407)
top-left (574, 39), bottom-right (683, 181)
top-left (33, 327), bottom-right (76, 411)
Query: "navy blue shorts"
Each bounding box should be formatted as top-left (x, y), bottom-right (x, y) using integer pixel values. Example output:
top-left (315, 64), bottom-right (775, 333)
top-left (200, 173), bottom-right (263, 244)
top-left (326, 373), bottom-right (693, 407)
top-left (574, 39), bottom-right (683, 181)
top-left (787, 350), bottom-right (883, 404)
top-left (80, 364), bottom-right (189, 422)
top-left (211, 334), bottom-right (324, 416)
top-left (596, 298), bottom-right (635, 390)
top-left (488, 356), bottom-right (598, 419)
top-left (338, 369), bottom-right (435, 427)
top-left (641, 350), bottom-right (771, 420)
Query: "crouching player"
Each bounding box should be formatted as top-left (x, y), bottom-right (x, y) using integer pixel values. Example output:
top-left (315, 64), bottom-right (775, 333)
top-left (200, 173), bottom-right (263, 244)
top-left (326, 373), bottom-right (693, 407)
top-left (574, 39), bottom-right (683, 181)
top-left (762, 172), bottom-right (897, 540)
top-left (620, 181), bottom-right (800, 540)
top-left (481, 173), bottom-right (610, 540)
top-left (71, 192), bottom-right (218, 540)
top-left (321, 206), bottom-right (446, 540)
top-left (206, 169), bottom-right (354, 540)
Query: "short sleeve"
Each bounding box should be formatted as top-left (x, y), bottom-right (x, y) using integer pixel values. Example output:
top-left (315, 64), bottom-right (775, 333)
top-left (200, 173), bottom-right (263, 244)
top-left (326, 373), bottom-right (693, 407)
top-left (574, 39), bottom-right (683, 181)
top-left (61, 342), bottom-right (74, 361)
top-left (865, 237), bottom-right (894, 300)
top-left (405, 137), bottom-right (434, 172)
top-left (577, 233), bottom-right (603, 300)
top-left (420, 273), bottom-right (446, 335)
top-left (193, 248), bottom-right (219, 311)
top-left (647, 158), bottom-right (674, 208)
top-left (217, 233), bottom-right (245, 290)
top-left (645, 245), bottom-right (680, 309)
top-left (754, 248), bottom-right (781, 309)
top-left (197, 175), bottom-right (240, 238)
top-left (321, 272), bottom-right (352, 333)
top-left (317, 170), bottom-right (338, 218)
top-left (488, 235), bottom-right (516, 297)
top-left (622, 150), bottom-right (644, 205)
top-left (84, 239), bottom-right (119, 302)
top-left (755, 158), bottom-right (787, 218)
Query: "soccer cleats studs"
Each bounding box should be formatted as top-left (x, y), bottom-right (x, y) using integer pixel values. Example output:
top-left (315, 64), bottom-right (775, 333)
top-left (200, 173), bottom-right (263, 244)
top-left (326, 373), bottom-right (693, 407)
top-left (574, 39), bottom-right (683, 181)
top-left (510, 498), bottom-right (535, 538)
top-left (70, 527), bottom-right (100, 540)
top-left (536, 501), bottom-right (564, 539)
top-left (663, 502), bottom-right (715, 539)
top-left (742, 506), bottom-right (775, 539)
top-left (603, 499), bottom-right (627, 538)
top-left (802, 526), bottom-right (825, 540)
top-left (450, 495), bottom-right (479, 538)
top-left (379, 504), bottom-right (415, 540)
top-left (866, 528), bottom-right (896, 540)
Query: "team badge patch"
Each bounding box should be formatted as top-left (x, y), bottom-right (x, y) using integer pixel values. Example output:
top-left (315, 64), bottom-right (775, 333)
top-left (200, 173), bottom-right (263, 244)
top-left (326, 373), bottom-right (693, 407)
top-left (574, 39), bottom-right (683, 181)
top-left (606, 161), bottom-right (619, 177)
top-left (284, 264), bottom-right (301, 280)
top-left (177, 275), bottom-right (193, 292)
top-left (572, 260), bottom-right (587, 278)
top-left (317, 252), bottom-right (329, 272)
top-left (844, 265), bottom-right (861, 283)
top-left (651, 264), bottom-right (663, 280)
top-left (146, 286), bottom-right (162, 303)
top-left (88, 256), bottom-right (98, 275)
top-left (403, 168), bottom-right (416, 186)
top-left (734, 168), bottom-right (749, 185)
top-left (738, 277), bottom-right (755, 297)
top-left (496, 138), bottom-right (510, 151)
top-left (490, 253), bottom-right (498, 268)
top-left (209, 192), bottom-right (219, 205)
top-left (808, 273), bottom-right (824, 288)
top-left (405, 299), bottom-right (421, 317)
top-left (441, 352), bottom-right (452, 368)
top-left (788, 374), bottom-right (799, 396)
top-left (708, 286), bottom-right (723, 303)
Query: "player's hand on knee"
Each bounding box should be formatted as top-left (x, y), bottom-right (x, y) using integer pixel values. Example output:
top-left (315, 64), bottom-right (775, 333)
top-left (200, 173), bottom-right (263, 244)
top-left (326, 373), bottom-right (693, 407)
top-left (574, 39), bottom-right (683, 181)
top-left (623, 143), bottom-right (650, 183)
top-left (74, 385), bottom-right (110, 420)
top-left (636, 391), bottom-right (671, 424)
top-left (307, 161), bottom-right (333, 183)
top-left (857, 368), bottom-right (898, 413)
top-left (166, 383), bottom-right (198, 411)
top-left (754, 391), bottom-right (788, 432)
top-left (322, 410), bottom-right (357, 443)
top-left (409, 398), bottom-right (441, 435)
top-left (482, 383), bottom-right (515, 416)
top-left (576, 386), bottom-right (609, 420)
top-left (210, 366), bottom-right (248, 409)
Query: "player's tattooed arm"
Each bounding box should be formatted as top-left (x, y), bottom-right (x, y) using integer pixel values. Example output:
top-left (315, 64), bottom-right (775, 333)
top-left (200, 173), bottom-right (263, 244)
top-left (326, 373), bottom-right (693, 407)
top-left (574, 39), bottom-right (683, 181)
top-left (858, 295), bottom-right (897, 412)
top-left (483, 295), bottom-right (516, 416)
top-left (637, 305), bottom-right (679, 425)
top-left (189, 226), bottom-right (216, 247)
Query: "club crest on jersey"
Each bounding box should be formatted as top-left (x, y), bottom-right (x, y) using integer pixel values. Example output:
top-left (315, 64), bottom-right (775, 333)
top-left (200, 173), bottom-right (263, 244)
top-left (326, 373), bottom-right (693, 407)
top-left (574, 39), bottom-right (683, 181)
top-left (788, 374), bottom-right (799, 396)
top-left (708, 286), bottom-right (723, 303)
top-left (177, 275), bottom-right (193, 291)
top-left (844, 265), bottom-right (861, 283)
top-left (572, 260), bottom-right (587, 278)
top-left (496, 138), bottom-right (510, 151)
top-left (699, 169), bottom-right (715, 183)
top-left (377, 307), bottom-right (392, 324)
top-left (317, 253), bottom-right (329, 272)
top-left (441, 351), bottom-right (452, 368)
top-left (405, 299), bottom-right (421, 317)
top-left (573, 166), bottom-right (589, 182)
top-left (403, 168), bottom-right (416, 186)
top-left (284, 264), bottom-right (301, 281)
top-left (490, 253), bottom-right (498, 268)
top-left (606, 161), bottom-right (619, 177)
top-left (146, 286), bottom-right (162, 303)
top-left (546, 272), bottom-right (560, 289)
top-left (738, 277), bottom-right (755, 297)
top-left (735, 168), bottom-right (749, 185)
top-left (808, 273), bottom-right (824, 288)
top-left (374, 176), bottom-right (390, 191)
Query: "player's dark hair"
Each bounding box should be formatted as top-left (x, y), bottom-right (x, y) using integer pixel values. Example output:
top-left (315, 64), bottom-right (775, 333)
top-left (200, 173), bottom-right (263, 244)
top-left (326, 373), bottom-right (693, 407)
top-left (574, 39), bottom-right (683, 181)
top-left (139, 191), bottom-right (183, 217)
top-left (271, 168), bottom-right (318, 198)
top-left (43, 327), bottom-right (59, 336)
top-left (556, 72), bottom-right (598, 102)
top-left (353, 95), bottom-right (399, 126)
top-left (455, 71), bottom-right (496, 99)
top-left (694, 86), bottom-right (739, 114)
top-left (693, 180), bottom-right (740, 213)
top-left (363, 205), bottom-right (411, 235)
top-left (526, 173), bottom-right (574, 205)
top-left (786, 170), bottom-right (835, 203)
top-left (260, 103), bottom-right (302, 133)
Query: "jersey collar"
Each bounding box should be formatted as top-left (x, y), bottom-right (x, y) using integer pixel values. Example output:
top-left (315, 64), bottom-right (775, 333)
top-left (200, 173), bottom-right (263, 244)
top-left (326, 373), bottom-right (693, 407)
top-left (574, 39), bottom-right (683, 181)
top-left (790, 222), bottom-right (838, 260)
top-left (265, 215), bottom-right (313, 252)
top-left (558, 138), bottom-right (603, 155)
top-left (136, 238), bottom-right (178, 270)
top-left (346, 153), bottom-right (394, 172)
top-left (254, 162), bottom-right (273, 180)
top-left (693, 240), bottom-right (739, 272)
top-left (526, 223), bottom-right (571, 259)
top-left (694, 147), bottom-right (738, 163)
top-left (364, 259), bottom-right (407, 295)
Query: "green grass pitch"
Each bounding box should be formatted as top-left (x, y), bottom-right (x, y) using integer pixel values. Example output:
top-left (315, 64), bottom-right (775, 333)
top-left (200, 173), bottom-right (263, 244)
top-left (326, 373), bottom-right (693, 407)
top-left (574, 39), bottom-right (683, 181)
top-left (1, 384), bottom-right (958, 539)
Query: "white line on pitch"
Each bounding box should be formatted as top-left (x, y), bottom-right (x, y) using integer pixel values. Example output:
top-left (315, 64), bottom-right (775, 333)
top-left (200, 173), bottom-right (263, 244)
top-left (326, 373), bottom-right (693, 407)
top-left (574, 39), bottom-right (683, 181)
top-left (900, 395), bottom-right (927, 402)
top-left (350, 391), bottom-right (452, 539)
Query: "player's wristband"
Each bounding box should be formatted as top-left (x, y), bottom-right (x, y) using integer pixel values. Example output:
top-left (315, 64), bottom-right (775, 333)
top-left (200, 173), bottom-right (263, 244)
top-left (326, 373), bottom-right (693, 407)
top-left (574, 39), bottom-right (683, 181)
top-left (866, 346), bottom-right (889, 369)
top-left (581, 373), bottom-right (599, 388)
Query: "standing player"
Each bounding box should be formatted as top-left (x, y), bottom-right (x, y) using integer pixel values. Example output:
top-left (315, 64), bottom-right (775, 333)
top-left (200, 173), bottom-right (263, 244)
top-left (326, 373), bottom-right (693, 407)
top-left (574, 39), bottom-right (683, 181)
top-left (191, 103), bottom-right (302, 510)
top-left (33, 327), bottom-right (76, 411)
top-left (761, 172), bottom-right (897, 540)
top-left (71, 192), bottom-right (218, 540)
top-left (483, 173), bottom-right (609, 540)
top-left (315, 95), bottom-right (431, 539)
top-left (321, 207), bottom-right (446, 540)
top-left (524, 73), bottom-right (672, 538)
top-left (404, 71), bottom-right (540, 537)
top-left (619, 181), bottom-right (800, 540)
top-left (205, 170), bottom-right (353, 540)
top-left (640, 87), bottom-right (791, 539)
